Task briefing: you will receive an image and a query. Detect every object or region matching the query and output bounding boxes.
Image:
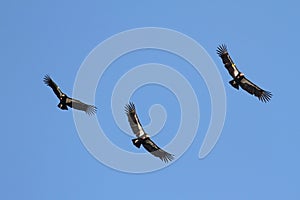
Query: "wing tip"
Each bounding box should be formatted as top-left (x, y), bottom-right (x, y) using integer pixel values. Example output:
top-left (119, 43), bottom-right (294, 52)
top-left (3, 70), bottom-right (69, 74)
top-left (259, 91), bottom-right (272, 103)
top-left (86, 105), bottom-right (97, 115)
top-left (124, 102), bottom-right (135, 114)
top-left (216, 44), bottom-right (228, 57)
top-left (151, 148), bottom-right (175, 163)
top-left (43, 74), bottom-right (52, 85)
top-left (160, 153), bottom-right (175, 163)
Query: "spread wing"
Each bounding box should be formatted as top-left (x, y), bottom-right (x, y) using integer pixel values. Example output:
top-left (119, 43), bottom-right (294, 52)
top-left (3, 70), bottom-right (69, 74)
top-left (142, 138), bottom-right (174, 163)
top-left (66, 98), bottom-right (97, 115)
top-left (239, 76), bottom-right (272, 102)
top-left (43, 75), bottom-right (64, 99)
top-left (217, 44), bottom-right (240, 78)
top-left (125, 102), bottom-right (146, 138)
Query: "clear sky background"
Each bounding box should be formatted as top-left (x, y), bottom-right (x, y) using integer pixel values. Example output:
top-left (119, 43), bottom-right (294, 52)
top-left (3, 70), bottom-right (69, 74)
top-left (1, 0), bottom-right (299, 199)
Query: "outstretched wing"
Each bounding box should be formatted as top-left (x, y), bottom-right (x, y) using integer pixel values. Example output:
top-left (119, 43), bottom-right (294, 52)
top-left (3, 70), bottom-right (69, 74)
top-left (43, 75), bottom-right (64, 99)
top-left (66, 98), bottom-right (97, 115)
top-left (142, 138), bottom-right (174, 163)
top-left (125, 102), bottom-right (146, 138)
top-left (239, 76), bottom-right (272, 102)
top-left (217, 44), bottom-right (241, 78)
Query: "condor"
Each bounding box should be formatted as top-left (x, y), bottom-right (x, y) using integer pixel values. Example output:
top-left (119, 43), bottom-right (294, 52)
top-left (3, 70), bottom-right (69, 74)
top-left (43, 75), bottom-right (97, 115)
top-left (125, 102), bottom-right (174, 163)
top-left (217, 44), bottom-right (272, 102)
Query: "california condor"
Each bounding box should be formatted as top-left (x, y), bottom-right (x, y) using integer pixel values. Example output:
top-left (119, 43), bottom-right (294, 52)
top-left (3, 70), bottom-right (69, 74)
top-left (43, 75), bottom-right (97, 115)
top-left (217, 44), bottom-right (272, 102)
top-left (125, 102), bottom-right (174, 163)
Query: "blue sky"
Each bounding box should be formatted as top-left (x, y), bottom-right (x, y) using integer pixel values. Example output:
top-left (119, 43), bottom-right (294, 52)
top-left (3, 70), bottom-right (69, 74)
top-left (1, 0), bottom-right (299, 199)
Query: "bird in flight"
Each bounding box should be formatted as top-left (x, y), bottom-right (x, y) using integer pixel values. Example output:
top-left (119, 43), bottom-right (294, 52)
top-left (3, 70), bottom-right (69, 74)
top-left (43, 75), bottom-right (97, 115)
top-left (125, 102), bottom-right (174, 163)
top-left (217, 44), bottom-right (272, 102)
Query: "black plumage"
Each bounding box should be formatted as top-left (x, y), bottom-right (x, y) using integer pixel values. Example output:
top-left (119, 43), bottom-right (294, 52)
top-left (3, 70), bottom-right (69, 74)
top-left (217, 44), bottom-right (272, 102)
top-left (125, 102), bottom-right (174, 163)
top-left (43, 75), bottom-right (97, 115)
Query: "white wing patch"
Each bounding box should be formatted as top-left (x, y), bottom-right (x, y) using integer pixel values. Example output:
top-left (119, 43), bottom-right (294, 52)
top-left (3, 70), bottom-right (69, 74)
top-left (232, 64), bottom-right (239, 77)
top-left (125, 103), bottom-right (146, 138)
top-left (131, 113), bottom-right (145, 137)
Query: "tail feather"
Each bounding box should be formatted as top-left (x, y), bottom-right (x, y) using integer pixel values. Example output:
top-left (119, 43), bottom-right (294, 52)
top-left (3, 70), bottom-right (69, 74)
top-left (58, 103), bottom-right (68, 110)
top-left (229, 80), bottom-right (239, 90)
top-left (132, 138), bottom-right (142, 148)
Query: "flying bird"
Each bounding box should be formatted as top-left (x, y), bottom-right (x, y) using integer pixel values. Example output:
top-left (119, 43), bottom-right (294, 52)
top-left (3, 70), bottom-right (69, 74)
top-left (217, 44), bottom-right (272, 102)
top-left (125, 102), bottom-right (174, 163)
top-left (43, 75), bottom-right (97, 115)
